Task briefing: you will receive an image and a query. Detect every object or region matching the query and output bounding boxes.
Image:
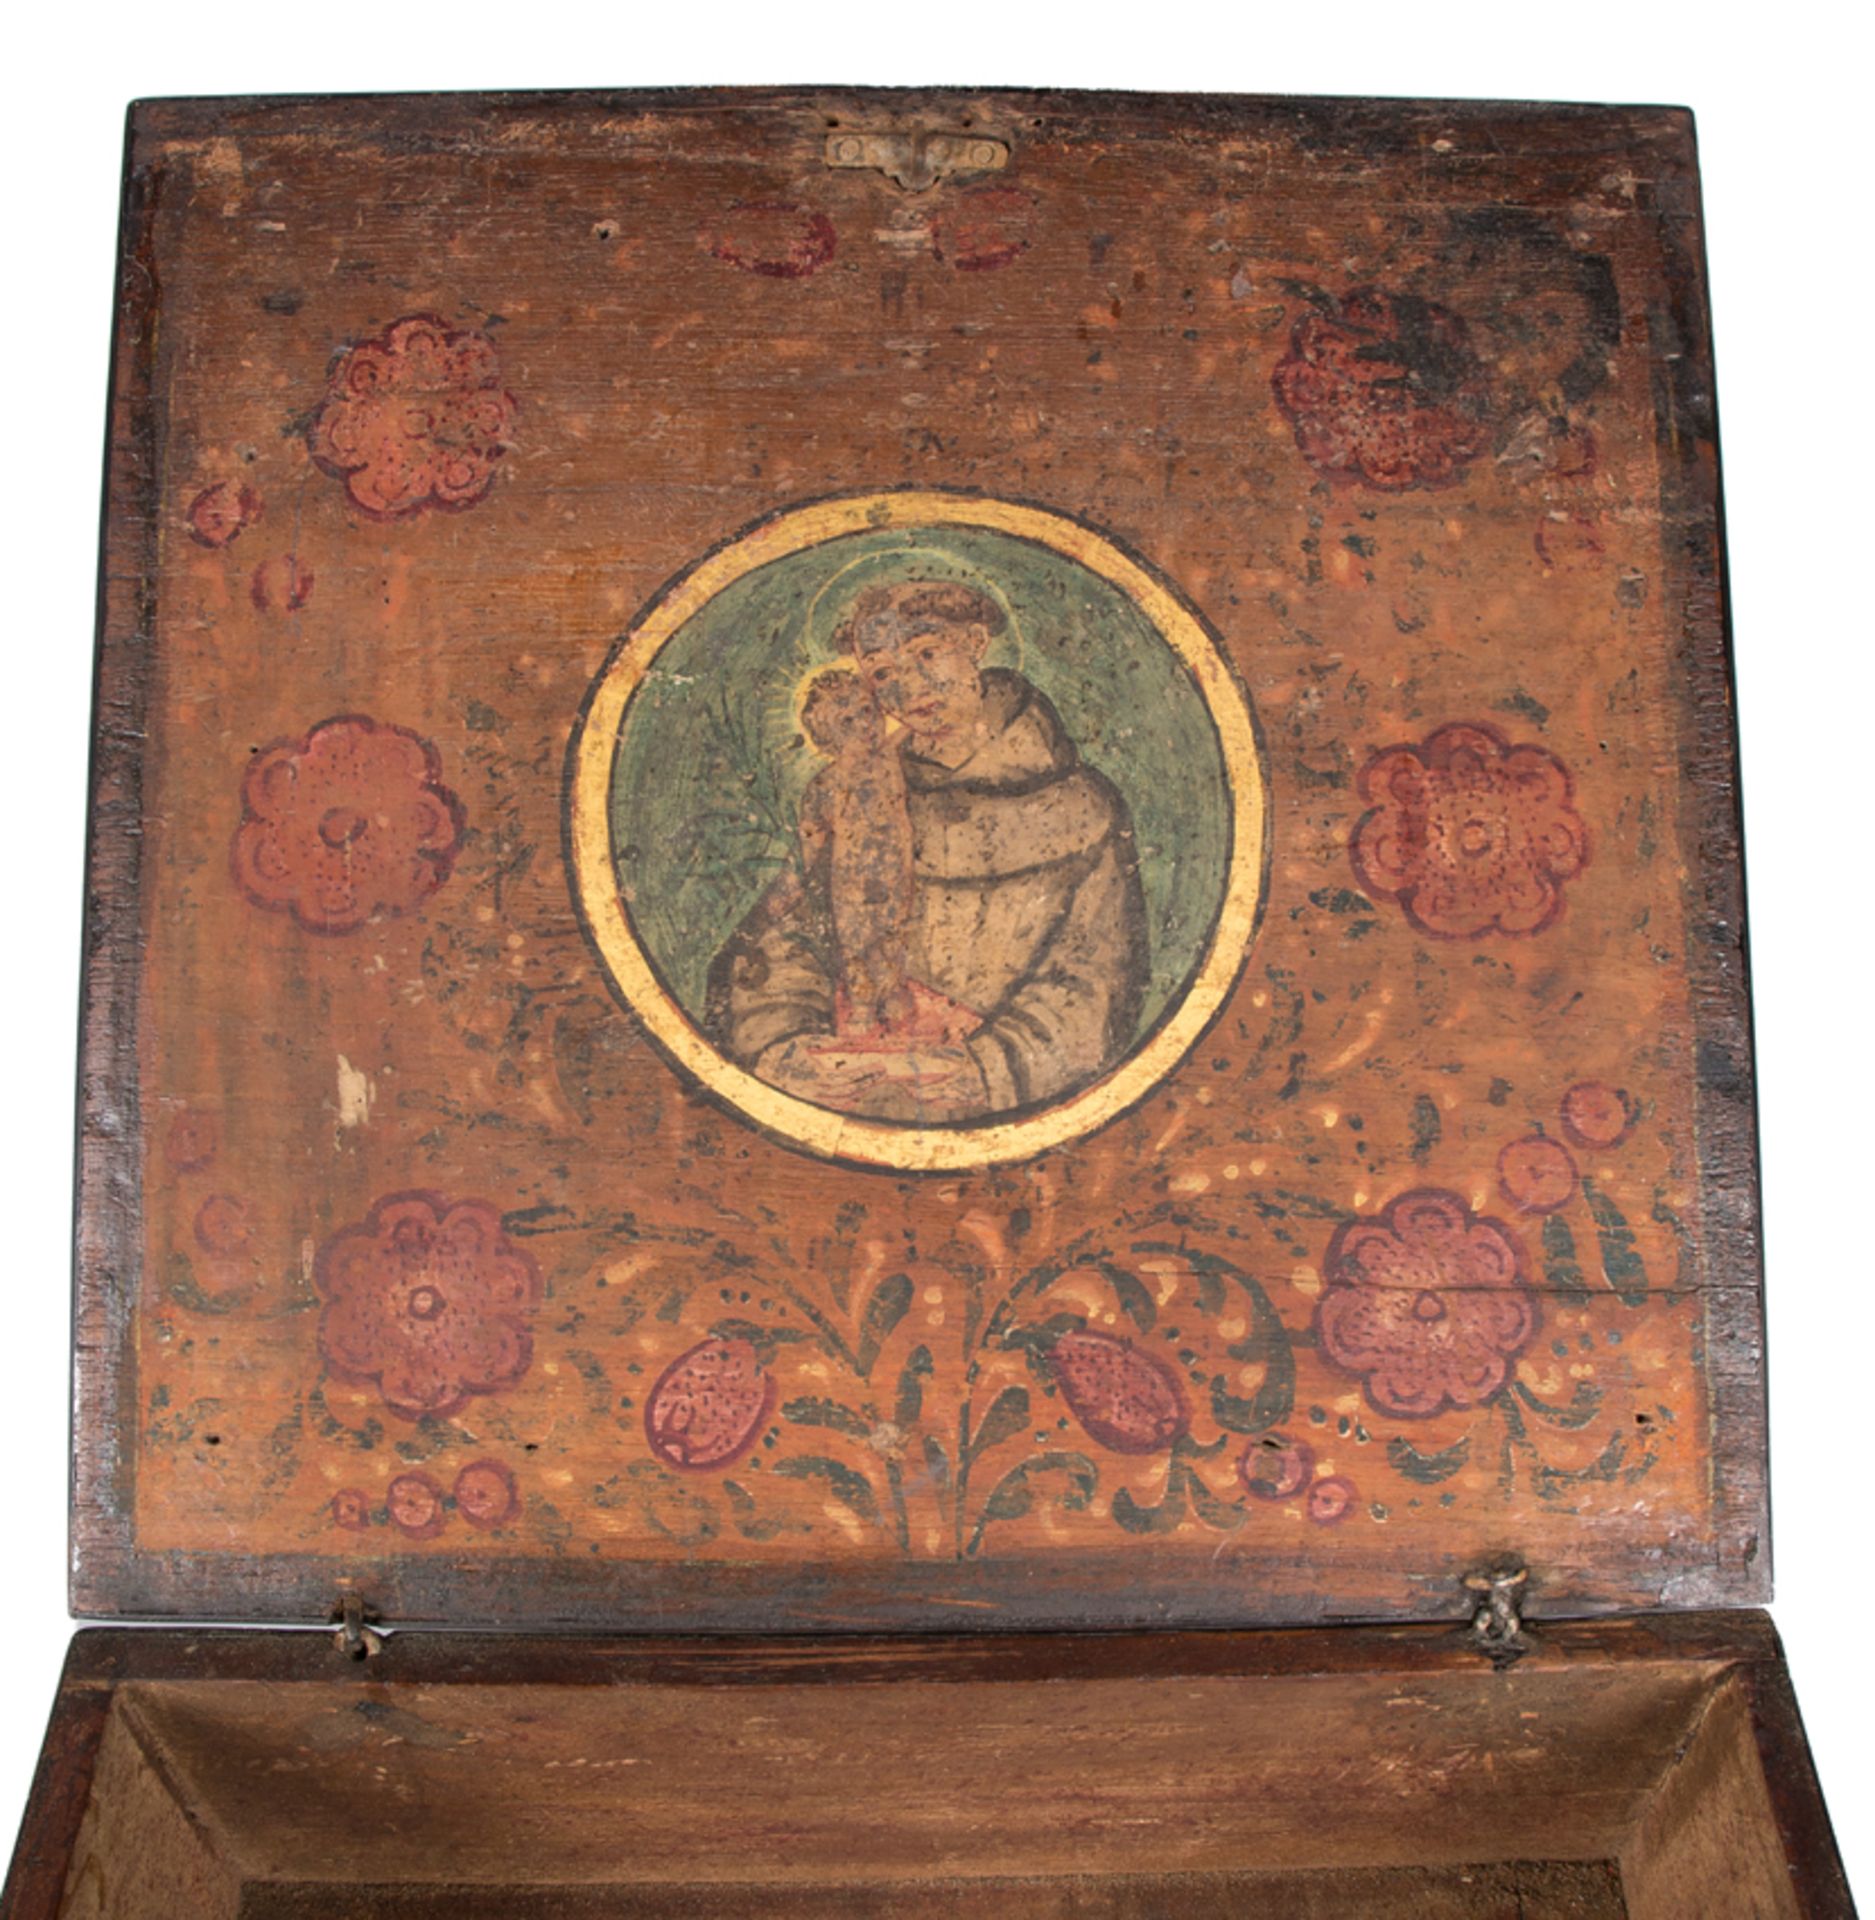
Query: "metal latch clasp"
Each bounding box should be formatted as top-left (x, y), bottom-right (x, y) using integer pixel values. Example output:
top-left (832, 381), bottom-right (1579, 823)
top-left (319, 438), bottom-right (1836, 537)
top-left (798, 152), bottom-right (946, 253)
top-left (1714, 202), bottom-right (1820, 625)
top-left (331, 1591), bottom-right (384, 1661)
top-left (1464, 1561), bottom-right (1531, 1667)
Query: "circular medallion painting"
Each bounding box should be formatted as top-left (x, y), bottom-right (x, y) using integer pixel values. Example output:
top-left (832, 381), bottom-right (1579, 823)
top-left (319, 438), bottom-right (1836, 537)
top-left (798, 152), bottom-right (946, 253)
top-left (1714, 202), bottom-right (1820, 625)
top-left (568, 491), bottom-right (1268, 1169)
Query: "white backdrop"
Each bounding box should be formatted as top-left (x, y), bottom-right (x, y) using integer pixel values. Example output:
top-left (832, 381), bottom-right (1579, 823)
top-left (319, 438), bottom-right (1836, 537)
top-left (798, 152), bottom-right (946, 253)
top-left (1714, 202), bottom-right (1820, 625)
top-left (2, 5), bottom-right (1866, 1903)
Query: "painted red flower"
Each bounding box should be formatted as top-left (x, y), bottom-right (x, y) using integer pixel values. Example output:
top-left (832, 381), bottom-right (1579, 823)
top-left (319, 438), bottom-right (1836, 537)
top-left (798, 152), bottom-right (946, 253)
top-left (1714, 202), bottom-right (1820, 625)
top-left (186, 480), bottom-right (262, 548)
top-left (930, 187), bottom-right (1036, 272)
top-left (1271, 287), bottom-right (1491, 489)
top-left (1307, 1476), bottom-right (1358, 1526)
top-left (330, 1488), bottom-right (372, 1532)
top-left (1238, 1433), bottom-right (1314, 1501)
top-left (453, 1458), bottom-right (520, 1529)
top-left (315, 1193), bottom-right (542, 1420)
top-left (386, 1471), bottom-right (448, 1539)
top-left (1560, 1081), bottom-right (1638, 1150)
top-left (645, 1338), bottom-right (776, 1472)
top-left (1046, 1328), bottom-right (1190, 1456)
top-left (1496, 1135), bottom-right (1578, 1216)
top-left (232, 715), bottom-right (465, 934)
top-left (1315, 1189), bottom-right (1537, 1420)
top-left (1350, 722), bottom-right (1588, 938)
top-left (308, 313), bottom-right (518, 519)
top-left (699, 203), bottom-right (837, 279)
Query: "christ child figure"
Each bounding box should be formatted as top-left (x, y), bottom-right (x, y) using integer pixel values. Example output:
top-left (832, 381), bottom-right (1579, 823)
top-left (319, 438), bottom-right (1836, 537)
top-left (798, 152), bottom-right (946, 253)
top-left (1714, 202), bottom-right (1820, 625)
top-left (797, 665), bottom-right (917, 1036)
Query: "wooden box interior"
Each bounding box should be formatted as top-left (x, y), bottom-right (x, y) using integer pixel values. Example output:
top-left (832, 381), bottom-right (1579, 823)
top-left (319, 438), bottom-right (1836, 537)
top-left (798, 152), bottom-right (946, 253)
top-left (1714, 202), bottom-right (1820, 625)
top-left (12, 1618), bottom-right (1844, 1919)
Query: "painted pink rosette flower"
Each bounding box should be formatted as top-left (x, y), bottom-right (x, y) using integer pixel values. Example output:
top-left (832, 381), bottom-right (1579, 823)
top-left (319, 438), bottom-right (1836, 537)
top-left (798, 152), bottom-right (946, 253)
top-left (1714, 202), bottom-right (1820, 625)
top-left (1271, 287), bottom-right (1491, 490)
top-left (316, 1194), bottom-right (542, 1420)
top-left (232, 715), bottom-right (465, 934)
top-left (1315, 1188), bottom-right (1537, 1420)
top-left (1238, 1433), bottom-right (1314, 1501)
top-left (645, 1337), bottom-right (776, 1471)
top-left (1046, 1328), bottom-right (1190, 1456)
top-left (386, 1471), bottom-right (448, 1539)
top-left (308, 312), bottom-right (518, 519)
top-left (453, 1458), bottom-right (521, 1530)
top-left (1350, 722), bottom-right (1588, 939)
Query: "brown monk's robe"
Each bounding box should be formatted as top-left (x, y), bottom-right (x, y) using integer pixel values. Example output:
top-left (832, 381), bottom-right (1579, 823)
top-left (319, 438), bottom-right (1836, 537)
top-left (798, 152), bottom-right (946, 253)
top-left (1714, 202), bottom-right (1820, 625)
top-left (706, 670), bottom-right (1150, 1117)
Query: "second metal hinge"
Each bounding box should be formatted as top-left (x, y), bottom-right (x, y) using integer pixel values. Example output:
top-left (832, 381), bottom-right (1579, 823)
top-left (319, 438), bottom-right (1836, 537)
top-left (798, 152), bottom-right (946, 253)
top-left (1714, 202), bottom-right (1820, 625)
top-left (1464, 1561), bottom-right (1532, 1668)
top-left (331, 1591), bottom-right (384, 1662)
top-left (824, 128), bottom-right (1010, 193)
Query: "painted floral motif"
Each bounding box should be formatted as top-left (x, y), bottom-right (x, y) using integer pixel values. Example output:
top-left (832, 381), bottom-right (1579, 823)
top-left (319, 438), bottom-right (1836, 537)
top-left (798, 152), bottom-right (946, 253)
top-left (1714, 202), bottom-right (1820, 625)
top-left (1316, 1189), bottom-right (1537, 1420)
top-left (1496, 1135), bottom-right (1579, 1215)
top-left (645, 1337), bottom-right (776, 1471)
top-left (454, 1458), bottom-right (521, 1529)
top-left (163, 1108), bottom-right (218, 1173)
top-left (386, 1471), bottom-right (448, 1539)
top-left (232, 715), bottom-right (465, 934)
top-left (1271, 287), bottom-right (1492, 489)
top-left (186, 480), bottom-right (261, 548)
top-left (930, 187), bottom-right (1036, 272)
top-left (315, 1193), bottom-right (542, 1420)
top-left (1306, 1476), bottom-right (1358, 1526)
top-left (330, 1488), bottom-right (372, 1532)
top-left (1561, 1081), bottom-right (1638, 1149)
top-left (699, 203), bottom-right (837, 279)
top-left (193, 1193), bottom-right (254, 1256)
top-left (1350, 722), bottom-right (1589, 938)
top-left (249, 552), bottom-right (314, 614)
top-left (1046, 1328), bottom-right (1190, 1455)
top-left (308, 313), bottom-right (518, 519)
top-left (1238, 1433), bottom-right (1313, 1501)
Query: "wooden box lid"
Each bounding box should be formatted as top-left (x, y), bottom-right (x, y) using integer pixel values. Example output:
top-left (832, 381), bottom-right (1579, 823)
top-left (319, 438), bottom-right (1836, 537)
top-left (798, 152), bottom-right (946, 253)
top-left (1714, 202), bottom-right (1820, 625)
top-left (72, 87), bottom-right (1764, 1631)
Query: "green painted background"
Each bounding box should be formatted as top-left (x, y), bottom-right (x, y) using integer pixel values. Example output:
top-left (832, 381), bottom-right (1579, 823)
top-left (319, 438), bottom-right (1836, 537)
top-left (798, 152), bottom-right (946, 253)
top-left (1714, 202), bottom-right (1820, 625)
top-left (609, 524), bottom-right (1235, 1040)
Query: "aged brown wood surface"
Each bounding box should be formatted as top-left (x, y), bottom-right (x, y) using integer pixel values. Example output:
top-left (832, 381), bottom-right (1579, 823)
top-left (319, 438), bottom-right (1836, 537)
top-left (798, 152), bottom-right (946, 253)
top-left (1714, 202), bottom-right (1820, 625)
top-left (71, 88), bottom-right (1765, 1629)
top-left (2, 1616), bottom-right (1852, 1917)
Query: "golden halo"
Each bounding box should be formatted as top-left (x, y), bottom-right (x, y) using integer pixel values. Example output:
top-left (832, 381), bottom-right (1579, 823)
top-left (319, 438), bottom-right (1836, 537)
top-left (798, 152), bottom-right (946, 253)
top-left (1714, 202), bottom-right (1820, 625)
top-left (567, 490), bottom-right (1269, 1172)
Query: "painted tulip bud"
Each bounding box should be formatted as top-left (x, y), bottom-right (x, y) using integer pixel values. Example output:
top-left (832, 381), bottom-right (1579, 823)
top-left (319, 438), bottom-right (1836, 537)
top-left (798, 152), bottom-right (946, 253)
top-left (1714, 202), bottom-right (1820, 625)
top-left (1046, 1328), bottom-right (1189, 1455)
top-left (644, 1337), bottom-right (775, 1471)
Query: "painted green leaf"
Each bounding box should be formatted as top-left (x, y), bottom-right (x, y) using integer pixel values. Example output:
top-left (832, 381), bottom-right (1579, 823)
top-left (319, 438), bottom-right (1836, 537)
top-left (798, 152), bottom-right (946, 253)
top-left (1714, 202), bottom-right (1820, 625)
top-left (711, 1318), bottom-right (813, 1364)
top-left (165, 1251), bottom-right (251, 1317)
top-left (780, 1396), bottom-right (872, 1439)
top-left (1111, 1478), bottom-right (1189, 1535)
top-left (855, 1272), bottom-right (914, 1377)
top-left (1094, 1259), bottom-right (1158, 1333)
top-left (1651, 1190), bottom-right (1696, 1289)
top-left (723, 1479), bottom-right (793, 1542)
top-left (1512, 1377), bottom-right (1603, 1430)
top-left (1541, 1214), bottom-right (1588, 1298)
top-left (969, 1386), bottom-right (1032, 1459)
top-left (966, 1450), bottom-right (1099, 1556)
top-left (1410, 1092), bottom-right (1442, 1163)
top-left (1175, 1463), bottom-right (1247, 1531)
top-left (1386, 1433), bottom-right (1472, 1484)
top-left (772, 1455), bottom-right (882, 1527)
top-left (895, 1345), bottom-right (934, 1430)
top-left (1581, 1180), bottom-right (1650, 1307)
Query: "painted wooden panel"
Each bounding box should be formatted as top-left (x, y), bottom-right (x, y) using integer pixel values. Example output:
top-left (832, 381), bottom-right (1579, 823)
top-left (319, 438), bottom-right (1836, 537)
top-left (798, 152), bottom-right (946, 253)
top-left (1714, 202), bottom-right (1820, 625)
top-left (72, 90), bottom-right (1763, 1628)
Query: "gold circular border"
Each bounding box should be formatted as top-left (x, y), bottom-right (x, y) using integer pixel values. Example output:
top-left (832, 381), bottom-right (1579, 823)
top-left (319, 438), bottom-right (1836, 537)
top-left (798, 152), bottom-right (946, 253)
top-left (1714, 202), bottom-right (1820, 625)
top-left (569, 491), bottom-right (1269, 1171)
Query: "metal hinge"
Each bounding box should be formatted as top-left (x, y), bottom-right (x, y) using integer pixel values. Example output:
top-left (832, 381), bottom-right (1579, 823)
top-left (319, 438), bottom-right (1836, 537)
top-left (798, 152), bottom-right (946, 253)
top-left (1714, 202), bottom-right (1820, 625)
top-left (1463, 1560), bottom-right (1532, 1668)
top-left (823, 128), bottom-right (1010, 193)
top-left (330, 1591), bottom-right (384, 1662)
